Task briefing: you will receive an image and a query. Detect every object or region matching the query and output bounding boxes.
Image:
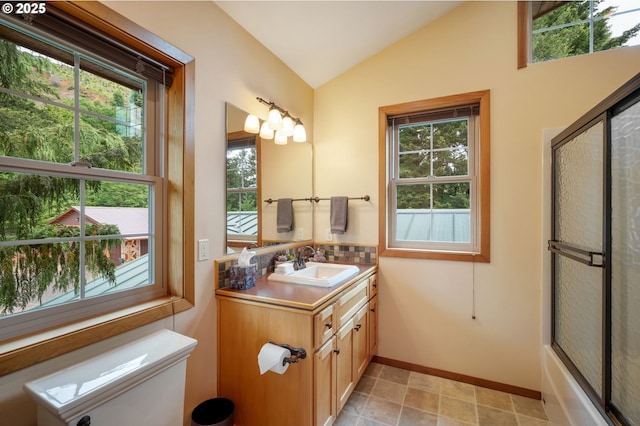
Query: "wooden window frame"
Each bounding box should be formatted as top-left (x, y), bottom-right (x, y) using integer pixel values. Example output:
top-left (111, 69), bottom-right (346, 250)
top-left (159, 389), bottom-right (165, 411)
top-left (0, 1), bottom-right (195, 376)
top-left (378, 90), bottom-right (490, 263)
top-left (517, 1), bottom-right (530, 69)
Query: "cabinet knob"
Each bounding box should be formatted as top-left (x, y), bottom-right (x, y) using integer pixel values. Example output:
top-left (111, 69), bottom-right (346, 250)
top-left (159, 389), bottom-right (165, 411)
top-left (77, 416), bottom-right (91, 426)
top-left (372, 284), bottom-right (377, 288)
top-left (333, 348), bottom-right (341, 355)
top-left (354, 324), bottom-right (362, 331)
top-left (324, 322), bottom-right (333, 329)
top-left (370, 308), bottom-right (376, 313)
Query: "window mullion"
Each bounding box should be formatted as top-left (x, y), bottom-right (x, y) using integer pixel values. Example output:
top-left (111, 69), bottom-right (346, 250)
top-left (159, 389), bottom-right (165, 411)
top-left (73, 53), bottom-right (81, 164)
top-left (79, 180), bottom-right (87, 299)
top-left (589, 0), bottom-right (594, 53)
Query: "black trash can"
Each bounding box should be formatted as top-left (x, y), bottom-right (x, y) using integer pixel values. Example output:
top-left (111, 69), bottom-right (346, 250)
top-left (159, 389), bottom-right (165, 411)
top-left (191, 398), bottom-right (234, 426)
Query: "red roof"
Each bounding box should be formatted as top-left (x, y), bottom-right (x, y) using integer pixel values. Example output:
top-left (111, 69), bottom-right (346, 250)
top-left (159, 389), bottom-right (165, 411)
top-left (49, 207), bottom-right (149, 236)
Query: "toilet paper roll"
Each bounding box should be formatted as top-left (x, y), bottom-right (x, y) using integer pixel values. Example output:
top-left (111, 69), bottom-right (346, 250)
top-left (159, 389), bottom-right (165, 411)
top-left (258, 343), bottom-right (290, 375)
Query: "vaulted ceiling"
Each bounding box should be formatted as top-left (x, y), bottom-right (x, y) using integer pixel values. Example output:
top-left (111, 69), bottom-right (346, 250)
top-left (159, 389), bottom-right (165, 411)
top-left (214, 1), bottom-right (463, 88)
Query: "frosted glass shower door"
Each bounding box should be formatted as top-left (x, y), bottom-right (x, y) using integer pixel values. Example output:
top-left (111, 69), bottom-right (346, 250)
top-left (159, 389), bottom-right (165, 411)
top-left (550, 72), bottom-right (640, 426)
top-left (551, 121), bottom-right (605, 399)
top-left (611, 100), bottom-right (640, 424)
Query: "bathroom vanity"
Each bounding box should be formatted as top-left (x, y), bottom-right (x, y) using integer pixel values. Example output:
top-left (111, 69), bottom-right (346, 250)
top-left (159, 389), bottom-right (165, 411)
top-left (215, 264), bottom-right (378, 426)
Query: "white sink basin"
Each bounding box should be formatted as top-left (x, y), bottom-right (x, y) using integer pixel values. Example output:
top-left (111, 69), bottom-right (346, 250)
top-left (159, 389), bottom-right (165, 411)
top-left (268, 262), bottom-right (359, 287)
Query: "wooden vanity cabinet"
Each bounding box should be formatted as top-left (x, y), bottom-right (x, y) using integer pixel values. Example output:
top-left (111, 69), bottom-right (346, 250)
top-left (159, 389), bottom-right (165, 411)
top-left (217, 298), bottom-right (314, 426)
top-left (353, 303), bottom-right (369, 381)
top-left (217, 269), bottom-right (377, 426)
top-left (314, 336), bottom-right (337, 426)
top-left (368, 274), bottom-right (378, 357)
top-left (318, 276), bottom-right (372, 419)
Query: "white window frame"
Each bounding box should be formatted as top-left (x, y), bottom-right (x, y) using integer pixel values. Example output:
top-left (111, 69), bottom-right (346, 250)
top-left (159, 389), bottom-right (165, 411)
top-left (389, 116), bottom-right (479, 253)
top-left (0, 16), bottom-right (166, 341)
top-left (226, 140), bottom-right (258, 241)
top-left (379, 90), bottom-right (490, 263)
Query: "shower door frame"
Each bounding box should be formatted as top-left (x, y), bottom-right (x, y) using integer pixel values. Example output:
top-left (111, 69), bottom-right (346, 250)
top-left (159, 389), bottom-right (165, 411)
top-left (549, 72), bottom-right (640, 426)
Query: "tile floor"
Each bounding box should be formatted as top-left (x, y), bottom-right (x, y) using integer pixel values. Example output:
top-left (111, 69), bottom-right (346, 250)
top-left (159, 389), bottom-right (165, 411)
top-left (336, 362), bottom-right (550, 426)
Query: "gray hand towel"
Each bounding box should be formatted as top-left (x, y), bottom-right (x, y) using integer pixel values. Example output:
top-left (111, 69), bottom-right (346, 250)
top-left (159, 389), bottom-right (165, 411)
top-left (330, 196), bottom-right (348, 234)
top-left (276, 198), bottom-right (294, 233)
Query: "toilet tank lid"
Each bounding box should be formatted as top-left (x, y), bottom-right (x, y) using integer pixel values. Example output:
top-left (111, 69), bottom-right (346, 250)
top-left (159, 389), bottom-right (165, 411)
top-left (23, 329), bottom-right (197, 418)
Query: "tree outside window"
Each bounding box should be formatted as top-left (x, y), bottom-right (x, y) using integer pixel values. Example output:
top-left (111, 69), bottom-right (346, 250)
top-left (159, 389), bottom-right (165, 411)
top-left (530, 0), bottom-right (640, 63)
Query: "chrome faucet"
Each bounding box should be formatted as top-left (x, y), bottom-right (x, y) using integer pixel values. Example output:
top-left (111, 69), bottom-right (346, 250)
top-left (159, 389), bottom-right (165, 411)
top-left (295, 246), bottom-right (316, 270)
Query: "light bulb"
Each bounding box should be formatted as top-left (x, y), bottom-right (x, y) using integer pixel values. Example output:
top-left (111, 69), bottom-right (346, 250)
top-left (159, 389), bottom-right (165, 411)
top-left (274, 130), bottom-right (288, 145)
top-left (293, 123), bottom-right (307, 142)
top-left (281, 116), bottom-right (295, 137)
top-left (267, 108), bottom-right (283, 130)
top-left (243, 114), bottom-right (260, 134)
top-left (259, 121), bottom-right (274, 139)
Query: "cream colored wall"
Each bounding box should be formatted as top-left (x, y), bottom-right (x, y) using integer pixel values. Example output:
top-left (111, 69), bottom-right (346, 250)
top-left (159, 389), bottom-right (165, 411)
top-left (313, 1), bottom-right (640, 391)
top-left (0, 2), bottom-right (313, 425)
top-left (261, 140), bottom-right (314, 242)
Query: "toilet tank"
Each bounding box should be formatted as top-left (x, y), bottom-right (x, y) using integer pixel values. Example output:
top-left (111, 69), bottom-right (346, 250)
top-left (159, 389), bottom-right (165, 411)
top-left (24, 329), bottom-right (197, 426)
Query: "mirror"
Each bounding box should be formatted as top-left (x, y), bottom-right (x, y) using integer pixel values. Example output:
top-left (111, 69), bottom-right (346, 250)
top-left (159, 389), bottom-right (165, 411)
top-left (226, 103), bottom-right (313, 253)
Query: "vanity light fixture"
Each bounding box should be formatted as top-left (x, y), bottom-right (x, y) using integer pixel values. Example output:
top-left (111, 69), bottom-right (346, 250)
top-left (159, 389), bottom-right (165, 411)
top-left (293, 119), bottom-right (307, 143)
top-left (243, 114), bottom-right (260, 133)
top-left (281, 115), bottom-right (295, 137)
top-left (274, 130), bottom-right (288, 145)
top-left (243, 96), bottom-right (307, 143)
top-left (267, 108), bottom-right (283, 130)
top-left (259, 121), bottom-right (274, 140)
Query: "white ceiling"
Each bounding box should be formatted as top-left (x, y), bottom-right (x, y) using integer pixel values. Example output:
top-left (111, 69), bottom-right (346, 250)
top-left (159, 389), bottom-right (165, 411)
top-left (214, 1), bottom-right (463, 88)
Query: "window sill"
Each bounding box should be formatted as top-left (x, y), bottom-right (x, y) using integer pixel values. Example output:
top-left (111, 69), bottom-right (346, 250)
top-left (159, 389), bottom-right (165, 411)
top-left (381, 247), bottom-right (490, 263)
top-left (0, 296), bottom-right (193, 376)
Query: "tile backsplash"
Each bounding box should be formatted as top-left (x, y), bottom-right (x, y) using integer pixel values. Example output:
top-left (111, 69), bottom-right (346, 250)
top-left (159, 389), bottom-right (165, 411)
top-left (216, 243), bottom-right (377, 289)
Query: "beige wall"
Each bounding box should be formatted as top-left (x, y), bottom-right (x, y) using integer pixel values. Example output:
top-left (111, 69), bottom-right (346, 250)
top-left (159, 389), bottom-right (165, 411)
top-left (0, 2), bottom-right (313, 425)
top-left (4, 2), bottom-right (640, 425)
top-left (313, 1), bottom-right (640, 391)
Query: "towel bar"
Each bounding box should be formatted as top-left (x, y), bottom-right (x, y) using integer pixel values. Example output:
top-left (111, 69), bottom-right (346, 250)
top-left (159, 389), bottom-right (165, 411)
top-left (264, 195), bottom-right (370, 204)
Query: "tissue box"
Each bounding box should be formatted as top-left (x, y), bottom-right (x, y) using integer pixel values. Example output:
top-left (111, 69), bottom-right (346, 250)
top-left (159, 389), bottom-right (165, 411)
top-left (229, 263), bottom-right (258, 290)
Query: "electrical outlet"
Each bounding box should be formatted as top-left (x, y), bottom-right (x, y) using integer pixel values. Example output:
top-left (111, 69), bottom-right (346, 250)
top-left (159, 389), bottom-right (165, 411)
top-left (198, 239), bottom-right (209, 261)
top-left (296, 228), bottom-right (304, 240)
top-left (326, 228), bottom-right (333, 242)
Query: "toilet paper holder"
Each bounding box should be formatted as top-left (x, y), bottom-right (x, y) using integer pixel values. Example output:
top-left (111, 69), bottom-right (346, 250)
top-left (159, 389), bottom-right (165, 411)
top-left (269, 341), bottom-right (307, 365)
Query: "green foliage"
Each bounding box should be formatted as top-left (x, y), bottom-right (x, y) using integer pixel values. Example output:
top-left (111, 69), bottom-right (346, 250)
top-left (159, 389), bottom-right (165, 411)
top-left (0, 37), bottom-right (144, 313)
top-left (533, 0), bottom-right (640, 62)
top-left (0, 173), bottom-right (77, 239)
top-left (86, 182), bottom-right (148, 207)
top-left (396, 119), bottom-right (470, 210)
top-left (0, 224), bottom-right (121, 314)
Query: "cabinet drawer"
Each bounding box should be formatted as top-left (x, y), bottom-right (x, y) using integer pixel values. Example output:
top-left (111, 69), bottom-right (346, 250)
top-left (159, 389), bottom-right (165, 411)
top-left (336, 279), bottom-right (368, 329)
top-left (368, 274), bottom-right (378, 298)
top-left (314, 304), bottom-right (335, 349)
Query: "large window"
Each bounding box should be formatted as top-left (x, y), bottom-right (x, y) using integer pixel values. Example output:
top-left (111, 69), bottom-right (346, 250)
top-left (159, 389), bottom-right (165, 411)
top-left (0, 2), bottom-right (194, 374)
top-left (379, 91), bottom-right (490, 262)
top-left (518, 0), bottom-right (640, 68)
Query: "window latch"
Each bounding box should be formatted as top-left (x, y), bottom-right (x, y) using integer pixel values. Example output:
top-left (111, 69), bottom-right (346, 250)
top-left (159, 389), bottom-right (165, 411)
top-left (70, 161), bottom-right (92, 168)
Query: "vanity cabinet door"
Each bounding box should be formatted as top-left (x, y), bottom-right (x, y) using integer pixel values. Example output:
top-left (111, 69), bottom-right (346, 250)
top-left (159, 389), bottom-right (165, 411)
top-left (314, 336), bottom-right (337, 426)
top-left (314, 303), bottom-right (335, 350)
top-left (353, 303), bottom-right (369, 381)
top-left (336, 317), bottom-right (355, 412)
top-left (368, 273), bottom-right (378, 298)
top-left (369, 295), bottom-right (378, 358)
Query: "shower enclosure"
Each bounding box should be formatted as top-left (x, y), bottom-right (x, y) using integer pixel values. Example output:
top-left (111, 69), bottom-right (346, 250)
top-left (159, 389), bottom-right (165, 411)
top-left (549, 73), bottom-right (640, 426)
